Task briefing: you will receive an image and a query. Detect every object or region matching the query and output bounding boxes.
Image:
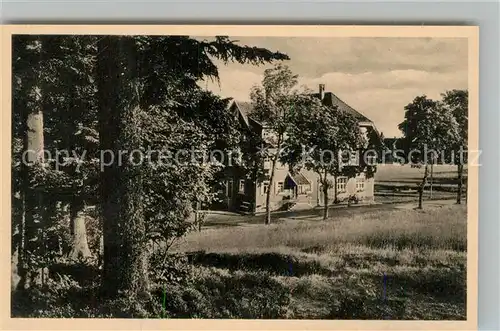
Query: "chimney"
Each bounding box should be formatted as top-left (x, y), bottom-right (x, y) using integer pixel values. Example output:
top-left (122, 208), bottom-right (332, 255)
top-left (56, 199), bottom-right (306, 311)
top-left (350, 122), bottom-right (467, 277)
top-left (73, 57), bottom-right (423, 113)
top-left (319, 84), bottom-right (325, 100)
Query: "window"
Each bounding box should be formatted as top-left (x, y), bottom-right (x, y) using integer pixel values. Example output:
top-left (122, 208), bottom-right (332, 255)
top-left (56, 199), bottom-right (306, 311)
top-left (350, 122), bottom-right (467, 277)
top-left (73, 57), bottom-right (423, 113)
top-left (276, 181), bottom-right (284, 194)
top-left (366, 154), bottom-right (377, 166)
top-left (349, 152), bottom-right (360, 166)
top-left (339, 150), bottom-right (350, 165)
top-left (340, 150), bottom-right (360, 166)
top-left (263, 157), bottom-right (271, 169)
top-left (356, 177), bottom-right (365, 192)
top-left (262, 181), bottom-right (270, 195)
top-left (239, 179), bottom-right (245, 194)
top-left (298, 184), bottom-right (312, 195)
top-left (337, 177), bottom-right (347, 193)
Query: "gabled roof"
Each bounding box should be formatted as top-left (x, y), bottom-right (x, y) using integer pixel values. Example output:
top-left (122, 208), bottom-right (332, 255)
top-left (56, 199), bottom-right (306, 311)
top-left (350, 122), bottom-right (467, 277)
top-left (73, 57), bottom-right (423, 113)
top-left (288, 171), bottom-right (311, 185)
top-left (229, 90), bottom-right (373, 128)
top-left (384, 137), bottom-right (403, 149)
top-left (312, 92), bottom-right (371, 123)
top-left (229, 99), bottom-right (262, 128)
top-left (234, 101), bottom-right (253, 118)
top-left (234, 100), bottom-right (253, 126)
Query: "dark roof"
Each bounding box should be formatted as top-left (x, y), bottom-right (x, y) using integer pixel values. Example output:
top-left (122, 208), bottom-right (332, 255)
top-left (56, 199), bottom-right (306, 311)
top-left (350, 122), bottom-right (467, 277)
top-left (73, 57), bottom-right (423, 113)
top-left (384, 137), bottom-right (403, 149)
top-left (312, 92), bottom-right (371, 122)
top-left (234, 101), bottom-right (254, 117)
top-left (231, 100), bottom-right (262, 128)
top-left (288, 171), bottom-right (311, 185)
top-left (230, 91), bottom-right (372, 126)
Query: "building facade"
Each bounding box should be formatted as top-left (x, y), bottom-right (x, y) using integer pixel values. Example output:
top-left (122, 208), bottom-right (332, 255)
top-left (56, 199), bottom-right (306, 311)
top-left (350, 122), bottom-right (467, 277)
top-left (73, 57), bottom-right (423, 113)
top-left (215, 85), bottom-right (380, 214)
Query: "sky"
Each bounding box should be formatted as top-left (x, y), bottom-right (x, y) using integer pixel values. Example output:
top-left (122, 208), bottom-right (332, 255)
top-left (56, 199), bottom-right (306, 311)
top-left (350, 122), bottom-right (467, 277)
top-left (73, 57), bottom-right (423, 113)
top-left (198, 37), bottom-right (468, 138)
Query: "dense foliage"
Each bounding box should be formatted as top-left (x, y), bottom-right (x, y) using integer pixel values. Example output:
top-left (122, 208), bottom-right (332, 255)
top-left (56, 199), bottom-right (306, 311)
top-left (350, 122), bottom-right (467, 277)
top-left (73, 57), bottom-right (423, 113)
top-left (11, 34), bottom-right (288, 310)
top-left (398, 93), bottom-right (466, 208)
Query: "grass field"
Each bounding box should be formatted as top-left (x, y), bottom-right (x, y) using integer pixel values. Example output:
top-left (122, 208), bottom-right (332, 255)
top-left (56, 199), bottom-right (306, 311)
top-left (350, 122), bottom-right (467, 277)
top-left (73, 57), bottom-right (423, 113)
top-left (375, 164), bottom-right (468, 184)
top-left (374, 164), bottom-right (467, 204)
top-left (172, 204), bottom-right (467, 319)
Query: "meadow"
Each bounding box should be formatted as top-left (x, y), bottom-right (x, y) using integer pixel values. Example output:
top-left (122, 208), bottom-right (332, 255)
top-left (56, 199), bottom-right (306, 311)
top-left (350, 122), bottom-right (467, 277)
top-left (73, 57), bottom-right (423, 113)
top-left (373, 164), bottom-right (467, 204)
top-left (170, 204), bottom-right (467, 319)
top-left (11, 164), bottom-right (467, 319)
top-left (375, 164), bottom-right (467, 184)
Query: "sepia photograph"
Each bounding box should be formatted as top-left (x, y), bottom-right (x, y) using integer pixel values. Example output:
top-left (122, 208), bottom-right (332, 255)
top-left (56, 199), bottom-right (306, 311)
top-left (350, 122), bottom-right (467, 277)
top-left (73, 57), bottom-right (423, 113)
top-left (3, 25), bottom-right (478, 330)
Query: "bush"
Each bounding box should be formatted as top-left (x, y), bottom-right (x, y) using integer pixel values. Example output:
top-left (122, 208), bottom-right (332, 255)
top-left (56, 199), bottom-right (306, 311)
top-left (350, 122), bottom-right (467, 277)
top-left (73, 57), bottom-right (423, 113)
top-left (155, 268), bottom-right (291, 319)
top-left (325, 275), bottom-right (379, 319)
top-left (149, 249), bottom-right (193, 285)
top-left (12, 274), bottom-right (158, 318)
top-left (11, 273), bottom-right (82, 318)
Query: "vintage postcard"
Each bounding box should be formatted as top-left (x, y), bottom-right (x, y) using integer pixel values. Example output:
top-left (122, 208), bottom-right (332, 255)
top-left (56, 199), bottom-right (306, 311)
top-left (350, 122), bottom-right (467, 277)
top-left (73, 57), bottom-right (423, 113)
top-left (1, 25), bottom-right (478, 330)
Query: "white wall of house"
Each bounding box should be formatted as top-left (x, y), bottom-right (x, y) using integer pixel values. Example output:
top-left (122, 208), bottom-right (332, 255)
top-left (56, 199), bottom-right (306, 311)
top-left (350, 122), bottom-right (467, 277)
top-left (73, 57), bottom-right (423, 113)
top-left (254, 166), bottom-right (375, 213)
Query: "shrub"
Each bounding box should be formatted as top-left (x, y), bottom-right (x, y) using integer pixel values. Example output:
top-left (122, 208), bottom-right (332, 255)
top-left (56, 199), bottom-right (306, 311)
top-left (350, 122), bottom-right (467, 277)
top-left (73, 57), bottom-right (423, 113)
top-left (325, 274), bottom-right (379, 319)
top-left (155, 268), bottom-right (291, 319)
top-left (149, 249), bottom-right (193, 285)
top-left (11, 273), bottom-right (82, 318)
top-left (194, 269), bottom-right (290, 318)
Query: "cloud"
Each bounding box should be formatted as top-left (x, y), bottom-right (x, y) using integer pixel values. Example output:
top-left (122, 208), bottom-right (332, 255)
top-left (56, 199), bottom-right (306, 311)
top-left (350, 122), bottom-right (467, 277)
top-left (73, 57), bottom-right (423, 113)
top-left (304, 69), bottom-right (468, 92)
top-left (205, 37), bottom-right (468, 76)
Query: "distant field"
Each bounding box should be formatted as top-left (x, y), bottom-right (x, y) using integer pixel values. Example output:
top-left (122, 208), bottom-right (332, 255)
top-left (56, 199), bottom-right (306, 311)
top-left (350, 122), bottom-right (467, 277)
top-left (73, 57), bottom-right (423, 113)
top-left (375, 164), bottom-right (468, 184)
top-left (172, 205), bottom-right (467, 319)
top-left (374, 164), bottom-right (467, 203)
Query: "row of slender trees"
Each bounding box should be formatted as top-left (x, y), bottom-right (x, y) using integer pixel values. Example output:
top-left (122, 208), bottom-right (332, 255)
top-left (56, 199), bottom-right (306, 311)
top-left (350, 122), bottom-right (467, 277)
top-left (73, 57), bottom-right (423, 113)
top-left (398, 90), bottom-right (468, 208)
top-left (248, 65), bottom-right (468, 221)
top-left (247, 64), bottom-right (381, 222)
top-left (12, 35), bottom-right (288, 298)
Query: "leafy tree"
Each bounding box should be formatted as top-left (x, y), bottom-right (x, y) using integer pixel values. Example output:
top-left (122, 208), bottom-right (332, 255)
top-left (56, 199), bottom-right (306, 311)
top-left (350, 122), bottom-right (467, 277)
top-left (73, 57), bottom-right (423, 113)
top-left (283, 92), bottom-right (365, 219)
top-left (249, 63), bottom-right (298, 224)
top-left (398, 95), bottom-right (460, 209)
top-left (442, 89), bottom-right (468, 204)
top-left (42, 36), bottom-right (99, 260)
top-left (11, 34), bottom-right (288, 301)
top-left (95, 36), bottom-right (289, 297)
top-left (12, 36), bottom-right (104, 292)
top-left (140, 89), bottom-right (238, 252)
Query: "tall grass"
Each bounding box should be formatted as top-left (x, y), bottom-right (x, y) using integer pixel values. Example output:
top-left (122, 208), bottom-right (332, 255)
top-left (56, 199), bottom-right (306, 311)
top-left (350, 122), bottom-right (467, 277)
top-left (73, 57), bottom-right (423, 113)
top-left (173, 205), bottom-right (467, 253)
top-left (13, 205), bottom-right (467, 319)
top-left (171, 205), bottom-right (467, 320)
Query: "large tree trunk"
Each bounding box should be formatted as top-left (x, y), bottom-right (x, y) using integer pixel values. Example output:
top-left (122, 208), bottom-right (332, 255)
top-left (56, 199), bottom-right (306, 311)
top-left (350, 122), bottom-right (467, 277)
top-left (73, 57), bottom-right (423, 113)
top-left (18, 87), bottom-right (45, 290)
top-left (68, 201), bottom-right (92, 260)
top-left (456, 163), bottom-right (464, 204)
top-left (97, 36), bottom-right (149, 299)
top-left (417, 164), bottom-right (429, 209)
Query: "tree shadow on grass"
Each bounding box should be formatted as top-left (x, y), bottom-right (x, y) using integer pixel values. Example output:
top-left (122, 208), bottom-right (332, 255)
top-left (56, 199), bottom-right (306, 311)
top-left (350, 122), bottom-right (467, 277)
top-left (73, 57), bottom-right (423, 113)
top-left (186, 251), bottom-right (334, 277)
